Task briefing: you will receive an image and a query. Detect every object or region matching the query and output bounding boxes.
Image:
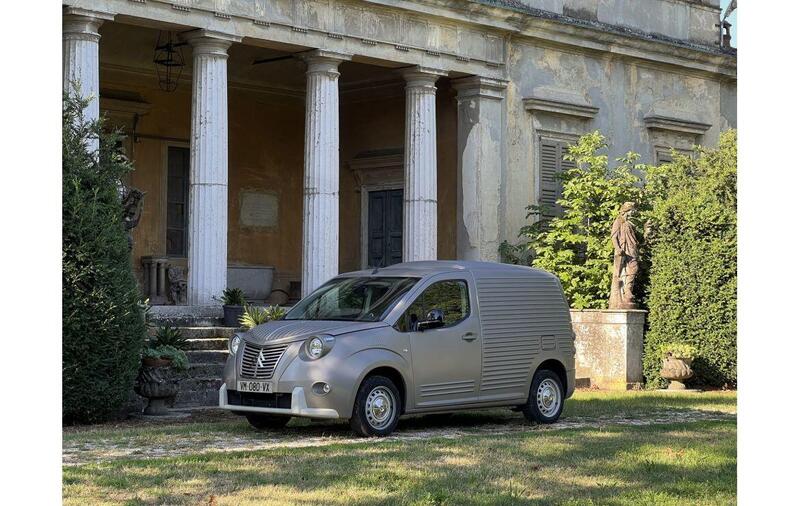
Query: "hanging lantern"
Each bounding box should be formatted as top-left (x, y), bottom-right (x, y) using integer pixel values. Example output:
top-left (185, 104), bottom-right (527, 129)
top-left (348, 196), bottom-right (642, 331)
top-left (153, 31), bottom-right (186, 92)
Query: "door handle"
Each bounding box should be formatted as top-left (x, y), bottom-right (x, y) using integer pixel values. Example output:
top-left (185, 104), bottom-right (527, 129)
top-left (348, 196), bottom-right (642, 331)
top-left (461, 332), bottom-right (477, 342)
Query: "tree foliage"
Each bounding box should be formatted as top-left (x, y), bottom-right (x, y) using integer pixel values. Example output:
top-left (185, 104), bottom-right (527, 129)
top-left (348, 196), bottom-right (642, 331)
top-left (521, 131), bottom-right (645, 309)
top-left (642, 130), bottom-right (737, 388)
top-left (63, 90), bottom-right (146, 423)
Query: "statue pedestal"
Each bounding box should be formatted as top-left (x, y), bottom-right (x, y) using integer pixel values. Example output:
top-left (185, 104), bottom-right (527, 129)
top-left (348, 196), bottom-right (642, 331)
top-left (570, 309), bottom-right (647, 390)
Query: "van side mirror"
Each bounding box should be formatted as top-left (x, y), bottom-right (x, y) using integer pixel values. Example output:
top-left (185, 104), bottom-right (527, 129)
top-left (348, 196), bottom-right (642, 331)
top-left (417, 309), bottom-right (445, 331)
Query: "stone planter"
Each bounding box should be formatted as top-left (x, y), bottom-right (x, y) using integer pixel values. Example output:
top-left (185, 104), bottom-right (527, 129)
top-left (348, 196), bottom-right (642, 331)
top-left (134, 363), bottom-right (180, 415)
top-left (223, 305), bottom-right (244, 327)
top-left (660, 355), bottom-right (694, 390)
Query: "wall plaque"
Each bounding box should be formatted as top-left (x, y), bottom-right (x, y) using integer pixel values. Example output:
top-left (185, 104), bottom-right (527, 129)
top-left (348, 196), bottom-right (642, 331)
top-left (240, 191), bottom-right (278, 228)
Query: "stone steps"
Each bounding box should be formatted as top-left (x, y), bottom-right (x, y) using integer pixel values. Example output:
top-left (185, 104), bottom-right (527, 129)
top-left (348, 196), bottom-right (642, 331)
top-left (186, 349), bottom-right (229, 364)
top-left (135, 319), bottom-right (241, 410)
top-left (184, 338), bottom-right (229, 351)
top-left (148, 326), bottom-right (240, 339)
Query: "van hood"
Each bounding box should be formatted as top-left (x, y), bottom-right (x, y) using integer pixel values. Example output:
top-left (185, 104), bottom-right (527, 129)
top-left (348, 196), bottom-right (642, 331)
top-left (243, 319), bottom-right (389, 344)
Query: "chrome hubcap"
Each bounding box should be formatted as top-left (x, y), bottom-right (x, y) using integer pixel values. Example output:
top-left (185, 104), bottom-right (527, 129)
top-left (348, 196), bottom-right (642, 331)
top-left (365, 386), bottom-right (395, 430)
top-left (536, 378), bottom-right (561, 417)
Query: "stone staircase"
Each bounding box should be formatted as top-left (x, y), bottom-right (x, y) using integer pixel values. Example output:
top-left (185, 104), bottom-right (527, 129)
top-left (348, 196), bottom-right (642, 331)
top-left (146, 319), bottom-right (235, 409)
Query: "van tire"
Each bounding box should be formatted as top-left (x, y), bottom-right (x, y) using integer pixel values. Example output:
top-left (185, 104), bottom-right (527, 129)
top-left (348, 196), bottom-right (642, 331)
top-left (245, 413), bottom-right (291, 430)
top-left (521, 369), bottom-right (564, 424)
top-left (350, 375), bottom-right (401, 437)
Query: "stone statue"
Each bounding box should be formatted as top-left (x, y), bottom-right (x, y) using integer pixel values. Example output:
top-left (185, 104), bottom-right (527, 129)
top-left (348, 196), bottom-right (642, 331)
top-left (609, 201), bottom-right (639, 309)
top-left (167, 267), bottom-right (187, 305)
top-left (121, 185), bottom-right (145, 250)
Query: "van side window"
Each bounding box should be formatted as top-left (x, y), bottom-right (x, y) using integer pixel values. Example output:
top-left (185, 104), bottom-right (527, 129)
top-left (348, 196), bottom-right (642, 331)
top-left (398, 280), bottom-right (470, 332)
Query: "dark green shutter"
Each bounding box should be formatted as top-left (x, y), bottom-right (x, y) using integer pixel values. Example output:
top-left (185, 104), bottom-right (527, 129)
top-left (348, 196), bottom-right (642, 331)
top-left (539, 140), bottom-right (572, 218)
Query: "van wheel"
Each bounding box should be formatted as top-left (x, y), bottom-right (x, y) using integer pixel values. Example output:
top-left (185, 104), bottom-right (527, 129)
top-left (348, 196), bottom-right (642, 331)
top-left (521, 370), bottom-right (564, 424)
top-left (350, 375), bottom-right (401, 437)
top-left (245, 413), bottom-right (291, 430)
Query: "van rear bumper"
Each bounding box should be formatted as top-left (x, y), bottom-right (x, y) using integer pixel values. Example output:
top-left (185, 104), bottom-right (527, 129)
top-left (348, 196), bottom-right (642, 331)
top-left (219, 384), bottom-right (340, 419)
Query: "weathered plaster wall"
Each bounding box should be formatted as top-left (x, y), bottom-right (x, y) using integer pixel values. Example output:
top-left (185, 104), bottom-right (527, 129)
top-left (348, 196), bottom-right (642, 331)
top-left (515, 0), bottom-right (721, 45)
top-left (503, 39), bottom-right (730, 242)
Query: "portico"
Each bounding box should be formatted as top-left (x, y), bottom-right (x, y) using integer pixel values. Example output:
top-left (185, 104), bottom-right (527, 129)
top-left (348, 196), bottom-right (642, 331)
top-left (62, 3), bottom-right (503, 305)
top-left (63, 0), bottom-right (735, 309)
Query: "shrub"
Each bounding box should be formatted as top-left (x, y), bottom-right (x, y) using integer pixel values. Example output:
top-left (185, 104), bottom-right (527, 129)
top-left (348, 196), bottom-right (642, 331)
top-left (521, 131), bottom-right (644, 308)
top-left (239, 304), bottom-right (286, 329)
top-left (660, 343), bottom-right (698, 360)
top-left (642, 130), bottom-right (737, 388)
top-left (151, 325), bottom-right (186, 349)
top-left (219, 287), bottom-right (246, 306)
top-left (142, 345), bottom-right (188, 372)
top-left (63, 90), bottom-right (147, 423)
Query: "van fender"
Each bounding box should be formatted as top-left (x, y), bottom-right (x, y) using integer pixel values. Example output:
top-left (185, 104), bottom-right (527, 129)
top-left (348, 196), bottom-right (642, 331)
top-left (527, 355), bottom-right (574, 399)
top-left (342, 347), bottom-right (412, 416)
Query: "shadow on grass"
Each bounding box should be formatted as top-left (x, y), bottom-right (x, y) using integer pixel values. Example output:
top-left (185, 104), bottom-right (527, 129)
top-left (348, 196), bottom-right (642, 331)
top-left (64, 420), bottom-right (736, 505)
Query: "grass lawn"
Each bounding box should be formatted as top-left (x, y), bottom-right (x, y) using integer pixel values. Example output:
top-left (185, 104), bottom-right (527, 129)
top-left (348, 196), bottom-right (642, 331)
top-left (63, 391), bottom-right (736, 505)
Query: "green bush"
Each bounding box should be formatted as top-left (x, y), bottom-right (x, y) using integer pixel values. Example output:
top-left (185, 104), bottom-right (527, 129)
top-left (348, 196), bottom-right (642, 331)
top-left (521, 131), bottom-right (644, 309)
top-left (239, 304), bottom-right (286, 329)
top-left (142, 345), bottom-right (189, 372)
top-left (643, 130), bottom-right (737, 388)
top-left (151, 325), bottom-right (186, 349)
top-left (63, 90), bottom-right (146, 423)
top-left (219, 287), bottom-right (246, 306)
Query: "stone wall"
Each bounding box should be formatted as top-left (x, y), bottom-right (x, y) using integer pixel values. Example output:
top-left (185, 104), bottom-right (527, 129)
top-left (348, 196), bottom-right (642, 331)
top-left (570, 309), bottom-right (647, 389)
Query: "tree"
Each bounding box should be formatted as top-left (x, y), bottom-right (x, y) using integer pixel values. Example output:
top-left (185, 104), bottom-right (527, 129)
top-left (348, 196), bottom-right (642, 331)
top-left (63, 90), bottom-right (146, 423)
top-left (521, 131), bottom-right (644, 309)
top-left (642, 130), bottom-right (737, 388)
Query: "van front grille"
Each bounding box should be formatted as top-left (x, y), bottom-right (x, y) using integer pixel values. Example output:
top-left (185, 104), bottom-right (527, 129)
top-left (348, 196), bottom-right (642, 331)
top-left (239, 342), bottom-right (288, 380)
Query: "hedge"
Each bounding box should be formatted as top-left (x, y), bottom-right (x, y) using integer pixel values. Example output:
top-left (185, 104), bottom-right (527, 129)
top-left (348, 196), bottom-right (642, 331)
top-left (642, 130), bottom-right (737, 388)
top-left (63, 91), bottom-right (146, 423)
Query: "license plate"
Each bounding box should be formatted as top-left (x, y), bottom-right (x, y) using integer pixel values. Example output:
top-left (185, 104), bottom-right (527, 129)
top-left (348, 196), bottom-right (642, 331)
top-left (238, 380), bottom-right (273, 393)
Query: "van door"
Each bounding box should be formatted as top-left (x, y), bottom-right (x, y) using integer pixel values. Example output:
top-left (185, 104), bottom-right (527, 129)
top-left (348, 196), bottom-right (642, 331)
top-left (396, 274), bottom-right (481, 408)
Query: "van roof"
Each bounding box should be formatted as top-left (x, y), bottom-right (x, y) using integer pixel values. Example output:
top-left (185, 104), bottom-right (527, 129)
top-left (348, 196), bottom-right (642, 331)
top-left (340, 260), bottom-right (557, 281)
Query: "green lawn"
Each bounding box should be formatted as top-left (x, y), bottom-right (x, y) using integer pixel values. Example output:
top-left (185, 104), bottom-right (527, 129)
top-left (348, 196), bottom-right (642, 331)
top-left (63, 391), bottom-right (736, 505)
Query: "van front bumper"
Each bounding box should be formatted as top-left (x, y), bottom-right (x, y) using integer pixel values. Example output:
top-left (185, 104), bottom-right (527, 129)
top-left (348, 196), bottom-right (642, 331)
top-left (218, 384), bottom-right (340, 419)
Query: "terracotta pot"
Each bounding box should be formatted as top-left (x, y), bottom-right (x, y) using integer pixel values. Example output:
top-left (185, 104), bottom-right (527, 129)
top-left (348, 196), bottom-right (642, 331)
top-left (134, 363), bottom-right (180, 415)
top-left (660, 355), bottom-right (694, 390)
top-left (141, 357), bottom-right (172, 368)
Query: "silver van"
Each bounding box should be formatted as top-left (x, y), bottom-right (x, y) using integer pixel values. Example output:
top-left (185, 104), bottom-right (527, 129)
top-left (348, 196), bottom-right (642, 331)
top-left (219, 261), bottom-right (575, 436)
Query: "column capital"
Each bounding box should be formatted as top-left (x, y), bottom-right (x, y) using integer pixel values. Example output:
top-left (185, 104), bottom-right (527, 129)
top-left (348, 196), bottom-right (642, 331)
top-left (183, 30), bottom-right (242, 56)
top-left (63, 7), bottom-right (114, 40)
top-left (301, 49), bottom-right (352, 75)
top-left (400, 66), bottom-right (448, 90)
top-left (453, 76), bottom-right (508, 101)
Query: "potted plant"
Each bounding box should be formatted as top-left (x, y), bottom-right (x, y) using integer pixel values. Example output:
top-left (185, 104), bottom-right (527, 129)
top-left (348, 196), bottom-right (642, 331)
top-left (135, 325), bottom-right (189, 415)
top-left (239, 303), bottom-right (286, 329)
top-left (220, 288), bottom-right (247, 327)
top-left (659, 343), bottom-right (698, 390)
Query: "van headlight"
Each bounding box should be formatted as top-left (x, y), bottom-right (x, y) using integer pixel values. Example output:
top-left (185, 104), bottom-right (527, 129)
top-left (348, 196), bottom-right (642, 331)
top-left (305, 335), bottom-right (334, 360)
top-left (308, 337), bottom-right (324, 359)
top-left (229, 334), bottom-right (242, 354)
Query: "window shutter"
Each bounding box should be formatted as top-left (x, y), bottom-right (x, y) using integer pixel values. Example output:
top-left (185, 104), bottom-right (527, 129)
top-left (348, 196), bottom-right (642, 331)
top-left (539, 140), bottom-right (572, 218)
top-left (656, 150), bottom-right (673, 166)
top-left (539, 140), bottom-right (559, 218)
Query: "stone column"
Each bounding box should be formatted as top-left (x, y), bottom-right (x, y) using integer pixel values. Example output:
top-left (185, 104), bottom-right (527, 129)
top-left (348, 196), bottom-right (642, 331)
top-left (62, 7), bottom-right (113, 150)
top-left (301, 50), bottom-right (351, 297)
top-left (453, 76), bottom-right (508, 262)
top-left (184, 31), bottom-right (241, 306)
top-left (401, 67), bottom-right (447, 262)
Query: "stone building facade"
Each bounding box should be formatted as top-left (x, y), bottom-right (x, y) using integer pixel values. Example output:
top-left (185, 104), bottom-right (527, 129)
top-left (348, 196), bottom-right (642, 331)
top-left (62, 0), bottom-right (737, 306)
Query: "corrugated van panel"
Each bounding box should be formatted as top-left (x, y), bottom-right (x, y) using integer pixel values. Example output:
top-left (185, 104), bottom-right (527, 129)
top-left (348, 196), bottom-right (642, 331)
top-left (476, 275), bottom-right (572, 393)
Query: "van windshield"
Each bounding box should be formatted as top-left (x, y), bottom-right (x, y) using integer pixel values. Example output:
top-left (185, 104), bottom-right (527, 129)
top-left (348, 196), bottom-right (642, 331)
top-left (284, 277), bottom-right (419, 322)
